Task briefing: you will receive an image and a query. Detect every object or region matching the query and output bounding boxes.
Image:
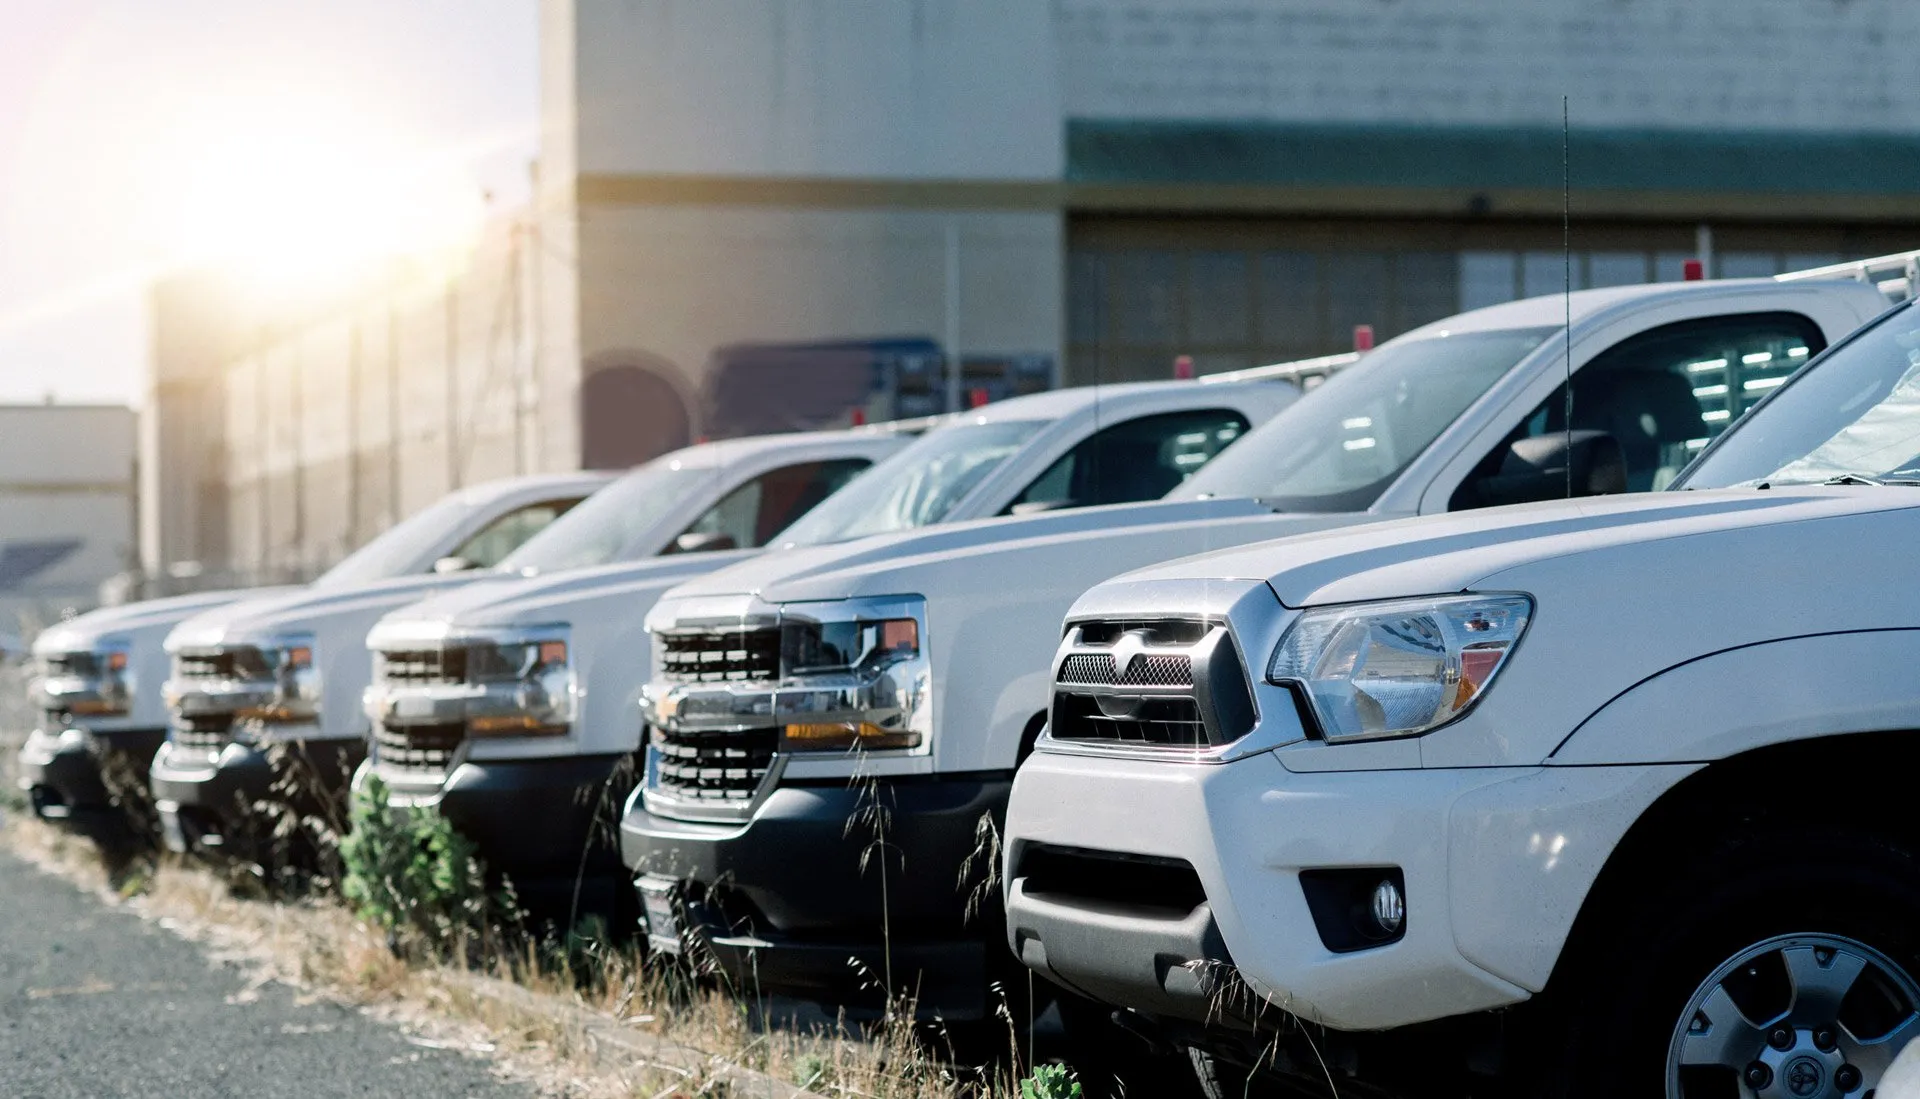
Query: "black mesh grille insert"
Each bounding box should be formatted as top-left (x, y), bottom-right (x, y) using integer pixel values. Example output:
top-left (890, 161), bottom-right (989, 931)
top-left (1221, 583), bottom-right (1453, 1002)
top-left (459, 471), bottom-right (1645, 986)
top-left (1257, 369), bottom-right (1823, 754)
top-left (1059, 653), bottom-right (1116, 684)
top-left (651, 725), bottom-right (778, 801)
top-left (1123, 654), bottom-right (1192, 686)
top-left (659, 629), bottom-right (781, 684)
top-left (1058, 652), bottom-right (1193, 687)
top-left (380, 649), bottom-right (467, 686)
top-left (374, 722), bottom-right (464, 774)
top-left (1051, 692), bottom-right (1208, 747)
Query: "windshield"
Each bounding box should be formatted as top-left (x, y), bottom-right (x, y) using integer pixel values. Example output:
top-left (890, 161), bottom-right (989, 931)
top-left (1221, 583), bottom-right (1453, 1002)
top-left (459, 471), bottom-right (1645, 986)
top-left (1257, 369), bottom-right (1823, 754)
top-left (500, 455), bottom-right (716, 573)
top-left (777, 419), bottom-right (1047, 545)
top-left (312, 493), bottom-right (482, 589)
top-left (1683, 304), bottom-right (1920, 488)
top-left (1172, 326), bottom-right (1561, 511)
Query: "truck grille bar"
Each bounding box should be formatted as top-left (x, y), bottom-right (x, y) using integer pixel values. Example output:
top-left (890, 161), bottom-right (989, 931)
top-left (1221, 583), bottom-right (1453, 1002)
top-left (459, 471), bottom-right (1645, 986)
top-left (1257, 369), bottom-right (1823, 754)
top-left (649, 725), bottom-right (778, 801)
top-left (657, 628), bottom-right (781, 684)
top-left (373, 722), bottom-right (464, 775)
top-left (378, 648), bottom-right (468, 687)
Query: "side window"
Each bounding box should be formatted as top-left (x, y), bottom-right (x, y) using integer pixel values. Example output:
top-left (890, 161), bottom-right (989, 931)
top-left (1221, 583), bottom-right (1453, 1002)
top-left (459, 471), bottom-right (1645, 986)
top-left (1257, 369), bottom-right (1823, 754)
top-left (672, 459), bottom-right (871, 552)
top-left (1005, 409), bottom-right (1252, 514)
top-left (447, 497), bottom-right (583, 569)
top-left (1450, 313), bottom-right (1825, 511)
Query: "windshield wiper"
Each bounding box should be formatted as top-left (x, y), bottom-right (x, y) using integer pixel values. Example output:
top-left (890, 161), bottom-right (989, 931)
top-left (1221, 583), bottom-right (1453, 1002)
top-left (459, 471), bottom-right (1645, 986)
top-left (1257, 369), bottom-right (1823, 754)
top-left (1823, 473), bottom-right (1885, 486)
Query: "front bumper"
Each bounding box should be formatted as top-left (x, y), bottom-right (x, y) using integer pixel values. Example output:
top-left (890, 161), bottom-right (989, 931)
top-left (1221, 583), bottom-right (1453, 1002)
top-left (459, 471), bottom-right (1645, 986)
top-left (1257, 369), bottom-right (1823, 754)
top-left (17, 726), bottom-right (166, 830)
top-left (619, 774), bottom-right (1011, 1019)
top-left (366, 753), bottom-right (633, 909)
top-left (1004, 750), bottom-right (1551, 1033)
top-left (149, 734), bottom-right (364, 855)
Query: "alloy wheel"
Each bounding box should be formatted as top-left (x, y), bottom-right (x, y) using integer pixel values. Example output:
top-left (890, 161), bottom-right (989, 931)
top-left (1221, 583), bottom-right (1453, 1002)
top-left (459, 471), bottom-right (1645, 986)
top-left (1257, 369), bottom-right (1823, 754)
top-left (1668, 932), bottom-right (1920, 1097)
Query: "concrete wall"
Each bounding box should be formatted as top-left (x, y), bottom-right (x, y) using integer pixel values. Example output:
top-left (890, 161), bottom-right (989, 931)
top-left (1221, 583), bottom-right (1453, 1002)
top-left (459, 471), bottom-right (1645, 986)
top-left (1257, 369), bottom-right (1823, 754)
top-left (569, 0), bottom-right (1061, 179)
top-left (1057, 0), bottom-right (1920, 132)
top-left (560, 0), bottom-right (1066, 456)
top-left (0, 404), bottom-right (136, 633)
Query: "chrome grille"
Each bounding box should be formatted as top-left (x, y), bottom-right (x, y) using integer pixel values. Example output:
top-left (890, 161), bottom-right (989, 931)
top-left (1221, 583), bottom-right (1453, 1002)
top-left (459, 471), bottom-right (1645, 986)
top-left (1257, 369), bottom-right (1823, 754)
top-left (379, 648), bottom-right (467, 686)
top-left (374, 722), bottom-right (463, 774)
top-left (44, 652), bottom-right (98, 677)
top-left (650, 726), bottom-right (777, 801)
top-left (175, 651), bottom-right (236, 680)
top-left (658, 628), bottom-right (781, 684)
top-left (172, 714), bottom-right (234, 752)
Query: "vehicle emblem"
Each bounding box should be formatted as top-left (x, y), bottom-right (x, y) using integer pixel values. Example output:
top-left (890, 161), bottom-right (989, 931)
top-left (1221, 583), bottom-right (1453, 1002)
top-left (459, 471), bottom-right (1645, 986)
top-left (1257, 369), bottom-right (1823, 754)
top-left (1783, 1055), bottom-right (1824, 1097)
top-left (1109, 630), bottom-right (1153, 680)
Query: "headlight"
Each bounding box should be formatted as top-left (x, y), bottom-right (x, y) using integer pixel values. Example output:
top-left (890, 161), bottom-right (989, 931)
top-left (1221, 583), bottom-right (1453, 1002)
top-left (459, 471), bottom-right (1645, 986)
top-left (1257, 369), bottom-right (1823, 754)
top-left (49, 640), bottom-right (134, 716)
top-left (774, 598), bottom-right (929, 754)
top-left (1267, 594), bottom-right (1531, 743)
top-left (466, 626), bottom-right (574, 736)
top-left (237, 634), bottom-right (321, 723)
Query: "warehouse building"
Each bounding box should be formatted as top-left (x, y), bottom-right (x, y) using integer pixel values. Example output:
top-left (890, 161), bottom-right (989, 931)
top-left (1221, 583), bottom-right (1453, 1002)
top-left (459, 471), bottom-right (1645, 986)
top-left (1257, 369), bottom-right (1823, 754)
top-left (143, 0), bottom-right (1920, 588)
top-left (1, 403), bottom-right (137, 629)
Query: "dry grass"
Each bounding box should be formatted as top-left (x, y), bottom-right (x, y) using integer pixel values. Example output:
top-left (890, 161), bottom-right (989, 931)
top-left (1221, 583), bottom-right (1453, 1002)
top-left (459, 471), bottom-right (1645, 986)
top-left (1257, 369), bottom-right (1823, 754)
top-left (0, 817), bottom-right (1028, 1099)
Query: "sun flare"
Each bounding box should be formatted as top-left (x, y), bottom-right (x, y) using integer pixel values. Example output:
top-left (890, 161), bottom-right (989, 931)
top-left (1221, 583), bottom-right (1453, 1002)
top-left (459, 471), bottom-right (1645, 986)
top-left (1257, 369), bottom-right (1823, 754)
top-left (162, 114), bottom-right (487, 289)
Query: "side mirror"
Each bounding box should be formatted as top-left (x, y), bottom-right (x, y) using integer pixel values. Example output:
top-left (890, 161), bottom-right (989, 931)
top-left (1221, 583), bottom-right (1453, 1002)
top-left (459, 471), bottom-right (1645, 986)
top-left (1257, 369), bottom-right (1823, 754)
top-left (432, 555), bottom-right (477, 574)
top-left (1475, 430), bottom-right (1628, 507)
top-left (672, 531), bottom-right (738, 554)
top-left (1008, 498), bottom-right (1077, 516)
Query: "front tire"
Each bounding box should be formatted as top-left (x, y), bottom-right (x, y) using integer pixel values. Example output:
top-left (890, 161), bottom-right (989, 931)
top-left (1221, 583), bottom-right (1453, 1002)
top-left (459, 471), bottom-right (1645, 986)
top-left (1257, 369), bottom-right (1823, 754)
top-left (1542, 826), bottom-right (1920, 1098)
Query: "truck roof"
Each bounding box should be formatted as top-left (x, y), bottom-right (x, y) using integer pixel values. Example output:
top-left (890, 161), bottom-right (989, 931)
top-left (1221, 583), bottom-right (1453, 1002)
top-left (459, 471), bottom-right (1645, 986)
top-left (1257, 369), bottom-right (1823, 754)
top-left (1411, 276), bottom-right (1887, 338)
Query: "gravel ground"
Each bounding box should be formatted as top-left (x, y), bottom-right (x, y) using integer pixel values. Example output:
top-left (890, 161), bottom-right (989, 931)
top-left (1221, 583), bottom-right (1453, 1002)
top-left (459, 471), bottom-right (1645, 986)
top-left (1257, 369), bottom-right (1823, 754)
top-left (0, 844), bottom-right (538, 1099)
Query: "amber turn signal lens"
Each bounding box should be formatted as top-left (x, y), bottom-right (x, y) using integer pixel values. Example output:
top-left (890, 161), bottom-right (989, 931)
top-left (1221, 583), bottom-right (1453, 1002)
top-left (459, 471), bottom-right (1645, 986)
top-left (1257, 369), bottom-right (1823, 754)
top-left (877, 618), bottom-right (918, 656)
top-left (469, 714), bottom-right (567, 736)
top-left (781, 721), bottom-right (921, 751)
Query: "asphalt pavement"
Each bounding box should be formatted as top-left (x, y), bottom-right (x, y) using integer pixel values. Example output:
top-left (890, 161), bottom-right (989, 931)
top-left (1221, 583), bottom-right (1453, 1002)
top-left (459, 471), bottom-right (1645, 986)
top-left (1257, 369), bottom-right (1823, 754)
top-left (0, 841), bottom-right (537, 1099)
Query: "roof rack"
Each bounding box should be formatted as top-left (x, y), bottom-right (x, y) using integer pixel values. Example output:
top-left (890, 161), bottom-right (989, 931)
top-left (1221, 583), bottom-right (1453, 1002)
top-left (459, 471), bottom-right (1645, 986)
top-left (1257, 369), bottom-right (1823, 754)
top-left (1200, 351), bottom-right (1362, 389)
top-left (1777, 248), bottom-right (1920, 304)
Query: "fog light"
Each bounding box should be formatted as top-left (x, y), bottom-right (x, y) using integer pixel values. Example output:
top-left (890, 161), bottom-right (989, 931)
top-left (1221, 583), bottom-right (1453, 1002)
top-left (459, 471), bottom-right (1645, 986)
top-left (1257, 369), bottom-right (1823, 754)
top-left (1370, 879), bottom-right (1406, 936)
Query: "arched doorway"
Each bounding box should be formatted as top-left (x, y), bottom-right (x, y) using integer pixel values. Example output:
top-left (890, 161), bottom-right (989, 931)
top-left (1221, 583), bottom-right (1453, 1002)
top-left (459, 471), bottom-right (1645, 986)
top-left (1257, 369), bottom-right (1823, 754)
top-left (579, 358), bottom-right (691, 469)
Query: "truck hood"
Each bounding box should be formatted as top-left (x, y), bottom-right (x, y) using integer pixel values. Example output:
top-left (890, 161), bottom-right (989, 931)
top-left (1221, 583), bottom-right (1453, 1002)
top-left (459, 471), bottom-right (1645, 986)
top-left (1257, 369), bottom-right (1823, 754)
top-left (1113, 488), bottom-right (1920, 607)
top-left (368, 551), bottom-right (757, 642)
top-left (166, 572), bottom-right (507, 650)
top-left (32, 587), bottom-right (299, 654)
top-left (675, 497), bottom-right (1279, 603)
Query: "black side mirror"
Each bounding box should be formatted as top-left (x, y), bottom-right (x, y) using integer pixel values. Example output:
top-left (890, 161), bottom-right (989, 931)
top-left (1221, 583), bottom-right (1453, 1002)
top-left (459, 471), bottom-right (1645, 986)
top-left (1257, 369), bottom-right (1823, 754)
top-left (1475, 430), bottom-right (1628, 507)
top-left (432, 555), bottom-right (477, 574)
top-left (672, 531), bottom-right (738, 554)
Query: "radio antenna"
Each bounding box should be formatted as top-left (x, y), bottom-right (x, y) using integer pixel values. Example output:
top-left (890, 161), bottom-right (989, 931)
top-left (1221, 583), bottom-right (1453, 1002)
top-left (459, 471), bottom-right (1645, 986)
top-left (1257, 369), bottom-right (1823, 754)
top-left (1563, 95), bottom-right (1574, 499)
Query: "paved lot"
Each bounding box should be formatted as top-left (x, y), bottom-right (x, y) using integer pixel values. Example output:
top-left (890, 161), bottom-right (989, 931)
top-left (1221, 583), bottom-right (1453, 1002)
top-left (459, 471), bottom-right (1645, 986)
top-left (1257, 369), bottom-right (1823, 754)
top-left (0, 842), bottom-right (536, 1099)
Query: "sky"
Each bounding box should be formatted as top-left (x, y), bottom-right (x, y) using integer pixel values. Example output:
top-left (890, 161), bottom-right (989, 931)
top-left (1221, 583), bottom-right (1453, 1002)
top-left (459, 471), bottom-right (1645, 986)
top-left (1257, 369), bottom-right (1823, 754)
top-left (0, 0), bottom-right (539, 406)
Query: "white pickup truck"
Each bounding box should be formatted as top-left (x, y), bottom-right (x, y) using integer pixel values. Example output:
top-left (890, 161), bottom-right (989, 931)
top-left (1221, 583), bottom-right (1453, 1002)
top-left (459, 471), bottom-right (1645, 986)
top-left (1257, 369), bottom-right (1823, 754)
top-left (15, 471), bottom-right (614, 849)
top-left (1003, 288), bottom-right (1920, 1096)
top-left (359, 379), bottom-right (1299, 921)
top-left (148, 429), bottom-right (906, 861)
top-left (622, 272), bottom-right (1895, 1029)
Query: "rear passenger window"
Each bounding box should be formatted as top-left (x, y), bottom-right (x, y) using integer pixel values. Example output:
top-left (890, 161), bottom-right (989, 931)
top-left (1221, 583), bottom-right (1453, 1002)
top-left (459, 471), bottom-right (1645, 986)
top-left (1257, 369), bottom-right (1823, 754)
top-left (1451, 312), bottom-right (1825, 510)
top-left (1005, 409), bottom-right (1251, 514)
top-left (673, 459), bottom-right (871, 552)
top-left (446, 498), bottom-right (583, 569)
